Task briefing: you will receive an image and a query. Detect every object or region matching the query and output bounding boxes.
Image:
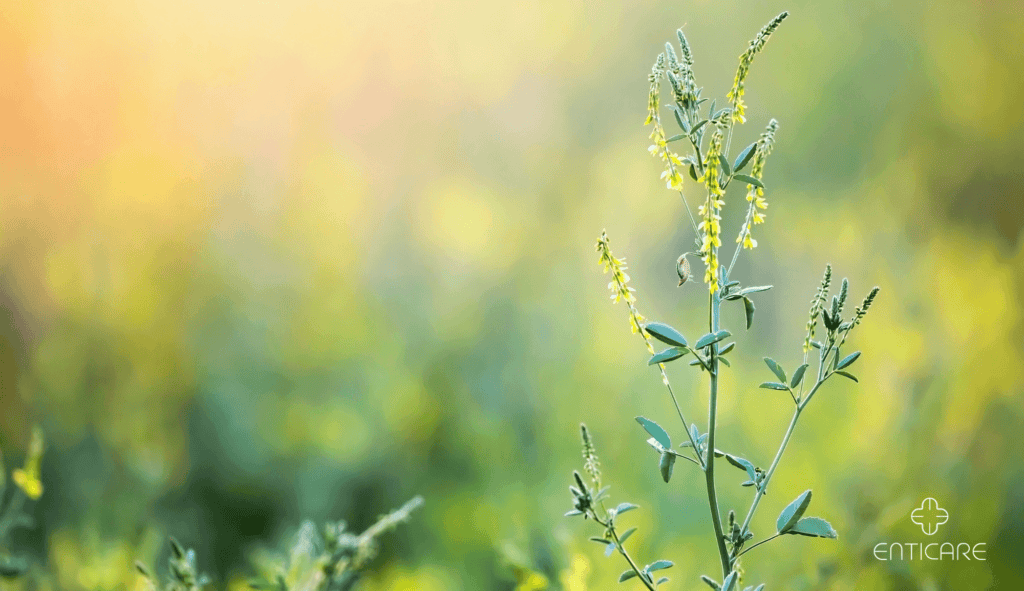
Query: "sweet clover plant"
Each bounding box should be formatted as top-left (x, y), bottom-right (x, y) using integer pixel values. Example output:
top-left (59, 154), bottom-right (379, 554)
top-left (566, 12), bottom-right (881, 590)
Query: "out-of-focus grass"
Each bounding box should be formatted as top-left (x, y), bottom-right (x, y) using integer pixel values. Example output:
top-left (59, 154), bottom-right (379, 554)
top-left (0, 0), bottom-right (1022, 589)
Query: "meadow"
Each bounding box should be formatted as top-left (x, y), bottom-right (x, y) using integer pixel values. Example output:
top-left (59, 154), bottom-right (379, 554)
top-left (0, 0), bottom-right (1022, 589)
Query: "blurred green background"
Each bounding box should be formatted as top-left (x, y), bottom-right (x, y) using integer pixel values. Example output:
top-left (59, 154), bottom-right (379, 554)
top-left (0, 0), bottom-right (1022, 589)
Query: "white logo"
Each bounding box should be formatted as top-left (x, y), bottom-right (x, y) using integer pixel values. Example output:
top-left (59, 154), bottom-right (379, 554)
top-left (873, 497), bottom-right (985, 562)
top-left (910, 498), bottom-right (948, 536)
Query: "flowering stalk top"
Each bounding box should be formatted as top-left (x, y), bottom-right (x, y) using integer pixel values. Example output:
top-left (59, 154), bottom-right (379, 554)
top-left (726, 12), bottom-right (788, 125)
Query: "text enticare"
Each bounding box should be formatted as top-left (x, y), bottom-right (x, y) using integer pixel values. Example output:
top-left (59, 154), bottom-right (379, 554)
top-left (873, 542), bottom-right (986, 561)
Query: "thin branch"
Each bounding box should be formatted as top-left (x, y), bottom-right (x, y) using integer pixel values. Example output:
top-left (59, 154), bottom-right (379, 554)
top-left (595, 516), bottom-right (658, 591)
top-left (705, 291), bottom-right (731, 577)
top-left (736, 533), bottom-right (782, 558)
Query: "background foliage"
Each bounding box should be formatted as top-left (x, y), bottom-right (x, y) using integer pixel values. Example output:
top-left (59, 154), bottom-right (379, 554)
top-left (0, 0), bottom-right (1022, 589)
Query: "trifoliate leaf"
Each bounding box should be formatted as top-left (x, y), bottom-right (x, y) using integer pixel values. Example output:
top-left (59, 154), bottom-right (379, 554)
top-left (790, 363), bottom-right (809, 388)
top-left (696, 330), bottom-right (731, 349)
top-left (763, 357), bottom-right (787, 383)
top-left (647, 560), bottom-right (673, 573)
top-left (722, 571), bottom-right (738, 591)
top-left (786, 516), bottom-right (838, 538)
top-left (733, 174), bottom-right (763, 188)
top-left (615, 503), bottom-right (639, 516)
top-left (733, 142), bottom-right (757, 172)
top-left (650, 347), bottom-right (686, 365)
top-left (636, 417), bottom-right (671, 450)
top-left (777, 490), bottom-right (813, 533)
top-left (619, 527), bottom-right (637, 544)
top-left (645, 323), bottom-right (689, 347)
top-left (836, 351), bottom-right (861, 370)
top-left (718, 154), bottom-right (732, 178)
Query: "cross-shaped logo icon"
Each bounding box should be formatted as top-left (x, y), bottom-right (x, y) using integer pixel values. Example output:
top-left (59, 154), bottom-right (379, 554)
top-left (911, 498), bottom-right (948, 535)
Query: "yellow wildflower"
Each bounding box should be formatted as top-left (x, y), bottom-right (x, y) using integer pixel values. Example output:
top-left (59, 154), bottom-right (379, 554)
top-left (726, 12), bottom-right (788, 125)
top-left (698, 129), bottom-right (725, 291)
top-left (735, 119), bottom-right (777, 250)
top-left (645, 53), bottom-right (666, 126)
top-left (12, 426), bottom-right (44, 500)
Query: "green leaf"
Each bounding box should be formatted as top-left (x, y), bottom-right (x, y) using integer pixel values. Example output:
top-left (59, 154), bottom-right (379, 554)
top-left (647, 560), bottom-right (674, 572)
top-left (718, 342), bottom-right (736, 355)
top-left (649, 347), bottom-right (686, 365)
top-left (689, 163), bottom-right (699, 181)
top-left (615, 502), bottom-right (639, 515)
top-left (787, 516), bottom-right (838, 539)
top-left (636, 417), bottom-right (671, 450)
top-left (744, 297), bottom-right (755, 330)
top-left (656, 577), bottom-right (669, 586)
top-left (790, 364), bottom-right (809, 388)
top-left (733, 142), bottom-right (757, 172)
top-left (645, 323), bottom-right (688, 347)
top-left (777, 490), bottom-right (813, 533)
top-left (717, 356), bottom-right (730, 367)
top-left (725, 454), bottom-right (758, 483)
top-left (590, 537), bottom-right (612, 546)
top-left (718, 154), bottom-right (732, 178)
top-left (722, 571), bottom-right (738, 591)
top-left (763, 357), bottom-right (787, 383)
top-left (666, 133), bottom-right (686, 143)
top-left (619, 569), bottom-right (638, 582)
top-left (659, 451), bottom-right (676, 483)
top-left (696, 330), bottom-right (731, 349)
top-left (735, 285), bottom-right (773, 296)
top-left (759, 382), bottom-right (789, 391)
top-left (619, 527), bottom-right (637, 544)
top-left (691, 119), bottom-right (709, 135)
top-left (836, 351), bottom-right (861, 370)
top-left (672, 106), bottom-right (687, 133)
top-left (700, 575), bottom-right (720, 590)
top-left (835, 371), bottom-right (858, 383)
top-left (733, 174), bottom-right (763, 188)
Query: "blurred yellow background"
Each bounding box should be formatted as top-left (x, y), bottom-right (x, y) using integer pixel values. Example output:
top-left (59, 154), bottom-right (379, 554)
top-left (0, 0), bottom-right (1022, 589)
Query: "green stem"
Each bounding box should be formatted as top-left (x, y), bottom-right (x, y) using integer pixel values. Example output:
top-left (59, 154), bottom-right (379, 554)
top-left (705, 291), bottom-right (731, 578)
top-left (597, 517), bottom-right (657, 591)
top-left (662, 372), bottom-right (705, 468)
top-left (737, 398), bottom-right (802, 541)
top-left (735, 533), bottom-right (782, 558)
top-left (735, 374), bottom-right (829, 562)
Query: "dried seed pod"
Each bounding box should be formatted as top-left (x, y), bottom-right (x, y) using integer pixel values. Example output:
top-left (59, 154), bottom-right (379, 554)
top-left (677, 254), bottom-right (693, 286)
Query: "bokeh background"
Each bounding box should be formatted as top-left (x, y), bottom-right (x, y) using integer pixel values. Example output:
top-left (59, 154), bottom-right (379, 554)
top-left (1, 0), bottom-right (1022, 589)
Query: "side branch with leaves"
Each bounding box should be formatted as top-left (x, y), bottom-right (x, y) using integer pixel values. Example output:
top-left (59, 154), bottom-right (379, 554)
top-left (566, 11), bottom-right (881, 591)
